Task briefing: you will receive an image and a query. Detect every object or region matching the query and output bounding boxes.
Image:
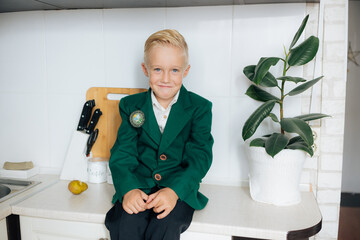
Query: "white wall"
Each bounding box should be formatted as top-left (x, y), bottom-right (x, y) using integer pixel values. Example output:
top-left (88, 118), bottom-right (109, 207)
top-left (0, 4), bottom-right (307, 185)
top-left (342, 1), bottom-right (360, 193)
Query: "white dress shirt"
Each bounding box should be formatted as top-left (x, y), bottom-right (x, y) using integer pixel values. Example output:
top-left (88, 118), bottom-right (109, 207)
top-left (151, 90), bottom-right (180, 134)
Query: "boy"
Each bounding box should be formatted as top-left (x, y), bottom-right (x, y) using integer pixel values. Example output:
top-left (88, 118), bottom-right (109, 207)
top-left (105, 29), bottom-right (214, 240)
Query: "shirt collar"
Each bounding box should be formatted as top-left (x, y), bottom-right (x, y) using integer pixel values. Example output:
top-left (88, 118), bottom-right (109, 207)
top-left (151, 89), bottom-right (180, 111)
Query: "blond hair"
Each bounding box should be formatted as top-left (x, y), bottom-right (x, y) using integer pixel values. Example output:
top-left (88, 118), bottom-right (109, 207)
top-left (144, 29), bottom-right (189, 68)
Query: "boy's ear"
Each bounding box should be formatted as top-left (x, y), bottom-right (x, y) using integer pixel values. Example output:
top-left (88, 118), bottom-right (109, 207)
top-left (183, 65), bottom-right (191, 78)
top-left (141, 63), bottom-right (149, 77)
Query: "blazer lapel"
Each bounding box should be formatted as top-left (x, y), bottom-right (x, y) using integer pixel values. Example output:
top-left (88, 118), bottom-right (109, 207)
top-left (138, 90), bottom-right (162, 146)
top-left (159, 86), bottom-right (193, 153)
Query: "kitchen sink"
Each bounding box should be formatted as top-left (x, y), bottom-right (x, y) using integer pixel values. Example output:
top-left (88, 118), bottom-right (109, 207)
top-left (0, 178), bottom-right (40, 203)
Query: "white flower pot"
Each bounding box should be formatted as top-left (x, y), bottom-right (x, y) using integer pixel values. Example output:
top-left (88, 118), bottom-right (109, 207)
top-left (246, 146), bottom-right (306, 206)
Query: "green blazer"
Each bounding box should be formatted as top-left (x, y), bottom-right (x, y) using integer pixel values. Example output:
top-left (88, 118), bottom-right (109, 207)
top-left (109, 85), bottom-right (214, 210)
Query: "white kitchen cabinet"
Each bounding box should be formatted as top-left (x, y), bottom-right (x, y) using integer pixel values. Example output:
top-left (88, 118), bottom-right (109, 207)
top-left (20, 215), bottom-right (231, 240)
top-left (20, 216), bottom-right (109, 240)
top-left (181, 231), bottom-right (231, 240)
top-left (0, 218), bottom-right (8, 240)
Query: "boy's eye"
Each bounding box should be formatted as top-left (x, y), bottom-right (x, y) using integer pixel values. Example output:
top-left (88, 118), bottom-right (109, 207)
top-left (154, 68), bottom-right (161, 72)
top-left (172, 69), bottom-right (179, 73)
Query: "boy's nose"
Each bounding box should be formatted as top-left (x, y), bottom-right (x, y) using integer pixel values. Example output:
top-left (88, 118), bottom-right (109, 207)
top-left (162, 71), bottom-right (170, 83)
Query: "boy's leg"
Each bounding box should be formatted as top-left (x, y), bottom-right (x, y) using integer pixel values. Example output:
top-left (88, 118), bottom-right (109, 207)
top-left (145, 201), bottom-right (195, 240)
top-left (105, 201), bottom-right (151, 240)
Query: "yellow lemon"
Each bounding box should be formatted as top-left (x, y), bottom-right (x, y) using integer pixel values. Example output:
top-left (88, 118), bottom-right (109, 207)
top-left (68, 180), bottom-right (88, 195)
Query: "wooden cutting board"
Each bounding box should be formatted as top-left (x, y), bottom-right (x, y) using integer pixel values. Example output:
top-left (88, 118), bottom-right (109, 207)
top-left (86, 87), bottom-right (147, 159)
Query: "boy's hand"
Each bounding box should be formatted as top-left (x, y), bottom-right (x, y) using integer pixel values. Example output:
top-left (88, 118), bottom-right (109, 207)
top-left (146, 187), bottom-right (179, 219)
top-left (123, 189), bottom-right (148, 214)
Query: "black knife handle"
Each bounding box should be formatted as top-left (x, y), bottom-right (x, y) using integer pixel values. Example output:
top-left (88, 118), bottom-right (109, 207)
top-left (86, 108), bottom-right (102, 134)
top-left (77, 100), bottom-right (95, 131)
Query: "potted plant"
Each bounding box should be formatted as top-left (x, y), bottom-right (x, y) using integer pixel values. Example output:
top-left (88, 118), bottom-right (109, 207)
top-left (242, 15), bottom-right (329, 206)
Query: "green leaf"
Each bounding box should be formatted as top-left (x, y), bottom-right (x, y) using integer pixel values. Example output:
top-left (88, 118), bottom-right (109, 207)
top-left (268, 113), bottom-right (279, 122)
top-left (294, 113), bottom-right (331, 121)
top-left (242, 100), bottom-right (277, 141)
top-left (277, 76), bottom-right (307, 84)
top-left (250, 138), bottom-right (266, 147)
top-left (243, 65), bottom-right (278, 87)
top-left (265, 133), bottom-right (289, 158)
top-left (253, 57), bottom-right (281, 85)
top-left (287, 141), bottom-right (314, 157)
top-left (245, 85), bottom-right (280, 102)
top-left (280, 118), bottom-right (314, 146)
top-left (288, 76), bottom-right (323, 96)
top-left (288, 36), bottom-right (319, 66)
top-left (262, 72), bottom-right (279, 88)
top-left (243, 65), bottom-right (255, 81)
top-left (288, 136), bottom-right (304, 145)
top-left (289, 15), bottom-right (309, 49)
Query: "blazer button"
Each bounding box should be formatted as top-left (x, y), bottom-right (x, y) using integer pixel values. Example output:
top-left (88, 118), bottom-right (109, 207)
top-left (154, 173), bottom-right (162, 181)
top-left (159, 154), bottom-right (167, 161)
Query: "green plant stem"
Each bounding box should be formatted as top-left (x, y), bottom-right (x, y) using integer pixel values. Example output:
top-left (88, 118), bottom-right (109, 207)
top-left (280, 52), bottom-right (289, 134)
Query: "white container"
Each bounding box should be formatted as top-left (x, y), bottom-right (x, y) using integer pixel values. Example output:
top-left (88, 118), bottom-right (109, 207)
top-left (107, 164), bottom-right (113, 185)
top-left (87, 158), bottom-right (108, 183)
top-left (246, 146), bottom-right (306, 206)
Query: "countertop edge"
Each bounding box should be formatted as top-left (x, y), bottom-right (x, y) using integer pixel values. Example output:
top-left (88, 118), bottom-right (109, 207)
top-left (287, 218), bottom-right (322, 239)
top-left (0, 175), bottom-right (59, 220)
top-left (11, 206), bottom-right (105, 224)
top-left (187, 222), bottom-right (287, 239)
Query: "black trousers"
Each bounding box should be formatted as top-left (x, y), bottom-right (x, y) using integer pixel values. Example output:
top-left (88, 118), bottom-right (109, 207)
top-left (105, 199), bottom-right (194, 240)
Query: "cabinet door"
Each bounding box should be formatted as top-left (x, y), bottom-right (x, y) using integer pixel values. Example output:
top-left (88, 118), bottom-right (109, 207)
top-left (0, 218), bottom-right (8, 240)
top-left (20, 216), bottom-right (109, 240)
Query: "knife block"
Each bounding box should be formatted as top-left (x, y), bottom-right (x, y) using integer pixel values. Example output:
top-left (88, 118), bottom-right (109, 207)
top-left (60, 87), bottom-right (147, 181)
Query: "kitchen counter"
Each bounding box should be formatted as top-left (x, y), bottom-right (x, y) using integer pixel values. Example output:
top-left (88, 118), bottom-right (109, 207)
top-left (12, 180), bottom-right (114, 223)
top-left (12, 179), bottom-right (322, 239)
top-left (0, 174), bottom-right (59, 220)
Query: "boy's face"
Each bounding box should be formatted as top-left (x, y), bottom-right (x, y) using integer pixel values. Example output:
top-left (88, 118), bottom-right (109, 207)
top-left (142, 44), bottom-right (190, 108)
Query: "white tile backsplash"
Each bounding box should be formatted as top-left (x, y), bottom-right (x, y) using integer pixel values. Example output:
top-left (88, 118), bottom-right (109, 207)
top-left (202, 96), bottom-right (232, 184)
top-left (0, 11), bottom-right (46, 93)
top-left (320, 154), bottom-right (343, 171)
top-left (324, 23), bottom-right (346, 42)
top-left (47, 93), bottom-right (85, 169)
top-left (318, 172), bottom-right (343, 189)
top-left (166, 6), bottom-right (233, 97)
top-left (320, 135), bottom-right (344, 154)
top-left (103, 8), bottom-right (166, 89)
top-left (323, 61), bottom-right (346, 80)
top-left (317, 189), bottom-right (341, 204)
top-left (319, 205), bottom-right (339, 222)
top-left (0, 93), bottom-right (50, 167)
top-left (231, 4), bottom-right (306, 97)
top-left (324, 5), bottom-right (346, 23)
top-left (45, 10), bottom-right (106, 95)
top-left (322, 99), bottom-right (346, 116)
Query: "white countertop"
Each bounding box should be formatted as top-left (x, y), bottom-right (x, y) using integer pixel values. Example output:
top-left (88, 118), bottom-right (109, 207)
top-left (0, 174), bottom-right (59, 220)
top-left (11, 179), bottom-right (322, 239)
top-left (12, 180), bottom-right (114, 223)
top-left (191, 185), bottom-right (321, 239)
